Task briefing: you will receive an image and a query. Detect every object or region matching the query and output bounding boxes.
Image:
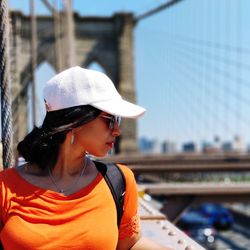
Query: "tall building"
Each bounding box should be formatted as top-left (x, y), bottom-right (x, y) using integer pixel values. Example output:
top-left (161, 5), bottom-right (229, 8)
top-left (162, 140), bottom-right (177, 153)
top-left (139, 137), bottom-right (162, 154)
top-left (182, 142), bottom-right (196, 152)
top-left (139, 137), bottom-right (155, 153)
top-left (233, 135), bottom-right (244, 152)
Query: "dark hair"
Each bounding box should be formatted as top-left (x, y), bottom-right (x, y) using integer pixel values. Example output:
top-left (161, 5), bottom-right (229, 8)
top-left (17, 105), bottom-right (101, 169)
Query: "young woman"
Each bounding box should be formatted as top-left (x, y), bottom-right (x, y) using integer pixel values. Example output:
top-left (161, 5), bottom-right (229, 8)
top-left (0, 67), bottom-right (171, 249)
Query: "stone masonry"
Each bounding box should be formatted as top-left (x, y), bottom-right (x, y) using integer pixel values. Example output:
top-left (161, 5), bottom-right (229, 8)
top-left (9, 11), bottom-right (139, 154)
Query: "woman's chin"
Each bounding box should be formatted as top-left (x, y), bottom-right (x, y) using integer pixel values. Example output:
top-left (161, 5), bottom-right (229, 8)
top-left (88, 151), bottom-right (109, 158)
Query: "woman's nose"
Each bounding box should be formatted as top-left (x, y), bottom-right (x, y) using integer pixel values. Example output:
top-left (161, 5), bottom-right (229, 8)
top-left (112, 123), bottom-right (121, 137)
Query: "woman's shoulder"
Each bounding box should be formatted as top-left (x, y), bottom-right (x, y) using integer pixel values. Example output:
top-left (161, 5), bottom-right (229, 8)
top-left (0, 167), bottom-right (16, 177)
top-left (116, 164), bottom-right (137, 187)
top-left (116, 164), bottom-right (134, 177)
top-left (0, 167), bottom-right (17, 181)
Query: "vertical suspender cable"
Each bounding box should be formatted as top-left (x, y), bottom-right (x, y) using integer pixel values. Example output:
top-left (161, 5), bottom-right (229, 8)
top-left (54, 0), bottom-right (63, 72)
top-left (41, 0), bottom-right (63, 71)
top-left (64, 0), bottom-right (75, 67)
top-left (30, 0), bottom-right (37, 126)
top-left (0, 0), bottom-right (13, 168)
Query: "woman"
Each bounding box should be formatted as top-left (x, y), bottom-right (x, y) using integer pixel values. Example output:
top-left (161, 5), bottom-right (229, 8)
top-left (0, 67), bottom-right (171, 249)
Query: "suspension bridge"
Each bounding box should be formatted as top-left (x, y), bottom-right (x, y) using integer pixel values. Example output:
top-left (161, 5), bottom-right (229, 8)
top-left (1, 0), bottom-right (250, 249)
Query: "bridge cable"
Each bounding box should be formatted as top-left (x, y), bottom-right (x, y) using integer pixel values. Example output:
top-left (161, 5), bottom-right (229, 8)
top-left (135, 0), bottom-right (185, 23)
top-left (30, 0), bottom-right (38, 126)
top-left (139, 0), bottom-right (248, 148)
top-left (0, 0), bottom-right (14, 168)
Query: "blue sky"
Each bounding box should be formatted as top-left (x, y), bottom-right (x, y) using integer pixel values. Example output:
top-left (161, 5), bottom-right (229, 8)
top-left (8, 0), bottom-right (250, 150)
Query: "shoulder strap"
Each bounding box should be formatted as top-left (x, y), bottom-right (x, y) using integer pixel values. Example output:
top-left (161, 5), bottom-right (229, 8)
top-left (94, 161), bottom-right (126, 228)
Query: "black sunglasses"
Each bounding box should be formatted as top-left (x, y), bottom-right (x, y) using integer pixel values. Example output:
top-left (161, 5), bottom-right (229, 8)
top-left (100, 115), bottom-right (122, 130)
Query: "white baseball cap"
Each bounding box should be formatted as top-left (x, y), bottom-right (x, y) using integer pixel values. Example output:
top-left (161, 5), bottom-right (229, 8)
top-left (43, 66), bottom-right (146, 118)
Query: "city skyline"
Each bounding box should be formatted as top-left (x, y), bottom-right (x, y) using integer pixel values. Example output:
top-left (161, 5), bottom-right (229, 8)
top-left (139, 133), bottom-right (247, 153)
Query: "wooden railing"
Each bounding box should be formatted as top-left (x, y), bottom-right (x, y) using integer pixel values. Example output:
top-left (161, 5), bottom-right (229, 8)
top-left (100, 152), bottom-right (250, 222)
top-left (100, 152), bottom-right (250, 172)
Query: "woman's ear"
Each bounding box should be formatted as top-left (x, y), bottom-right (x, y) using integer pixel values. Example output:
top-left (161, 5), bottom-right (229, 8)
top-left (71, 130), bottom-right (75, 145)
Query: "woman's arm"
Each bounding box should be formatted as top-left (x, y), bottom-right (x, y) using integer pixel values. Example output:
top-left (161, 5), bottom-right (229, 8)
top-left (117, 234), bottom-right (173, 250)
top-left (116, 232), bottom-right (140, 250)
top-left (130, 236), bottom-right (174, 250)
top-left (116, 167), bottom-right (173, 250)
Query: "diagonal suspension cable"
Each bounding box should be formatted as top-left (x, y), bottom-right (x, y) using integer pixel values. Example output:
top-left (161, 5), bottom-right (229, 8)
top-left (135, 0), bottom-right (184, 23)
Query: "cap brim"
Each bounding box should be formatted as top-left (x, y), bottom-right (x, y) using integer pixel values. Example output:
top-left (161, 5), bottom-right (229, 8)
top-left (91, 99), bottom-right (146, 118)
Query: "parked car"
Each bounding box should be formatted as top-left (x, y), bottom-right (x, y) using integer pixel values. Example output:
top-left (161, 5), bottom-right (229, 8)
top-left (177, 211), bottom-right (217, 250)
top-left (198, 203), bottom-right (234, 229)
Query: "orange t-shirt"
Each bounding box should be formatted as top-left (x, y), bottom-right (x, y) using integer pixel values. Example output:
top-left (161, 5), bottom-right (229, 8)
top-left (0, 164), bottom-right (140, 250)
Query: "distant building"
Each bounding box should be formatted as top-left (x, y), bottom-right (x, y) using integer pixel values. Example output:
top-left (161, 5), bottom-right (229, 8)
top-left (182, 142), bottom-right (196, 152)
top-left (151, 140), bottom-right (162, 153)
top-left (201, 141), bottom-right (222, 153)
top-left (139, 137), bottom-right (162, 153)
top-left (247, 144), bottom-right (250, 153)
top-left (233, 135), bottom-right (244, 152)
top-left (201, 141), bottom-right (212, 153)
top-left (222, 142), bottom-right (233, 152)
top-left (139, 137), bottom-right (165, 154)
top-left (162, 140), bottom-right (177, 153)
top-left (221, 136), bottom-right (245, 152)
top-left (213, 136), bottom-right (221, 150)
top-left (139, 137), bottom-right (154, 153)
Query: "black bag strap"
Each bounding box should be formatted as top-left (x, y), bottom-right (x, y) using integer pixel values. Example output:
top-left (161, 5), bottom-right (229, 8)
top-left (94, 161), bottom-right (126, 228)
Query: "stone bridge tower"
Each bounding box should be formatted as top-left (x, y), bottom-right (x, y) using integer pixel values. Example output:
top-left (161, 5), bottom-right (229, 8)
top-left (10, 11), bottom-right (139, 154)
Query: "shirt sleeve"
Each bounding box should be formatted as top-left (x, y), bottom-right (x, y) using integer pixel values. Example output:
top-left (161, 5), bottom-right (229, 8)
top-left (0, 169), bottom-right (12, 227)
top-left (117, 164), bottom-right (140, 240)
top-left (0, 170), bottom-right (5, 228)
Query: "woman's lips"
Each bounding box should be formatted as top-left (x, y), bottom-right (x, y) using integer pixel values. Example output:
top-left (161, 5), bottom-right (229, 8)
top-left (106, 142), bottom-right (114, 148)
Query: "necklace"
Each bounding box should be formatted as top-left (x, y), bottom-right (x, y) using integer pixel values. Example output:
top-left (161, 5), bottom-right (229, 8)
top-left (48, 156), bottom-right (88, 194)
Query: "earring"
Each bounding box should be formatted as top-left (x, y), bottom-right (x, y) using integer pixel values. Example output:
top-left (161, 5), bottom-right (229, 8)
top-left (71, 130), bottom-right (74, 145)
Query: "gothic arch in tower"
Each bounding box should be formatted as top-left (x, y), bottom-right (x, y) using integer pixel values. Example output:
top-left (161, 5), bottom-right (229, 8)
top-left (10, 11), bottom-right (138, 153)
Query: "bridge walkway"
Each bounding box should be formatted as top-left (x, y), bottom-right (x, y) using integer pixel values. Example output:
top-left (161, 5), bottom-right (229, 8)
top-left (139, 198), bottom-right (205, 249)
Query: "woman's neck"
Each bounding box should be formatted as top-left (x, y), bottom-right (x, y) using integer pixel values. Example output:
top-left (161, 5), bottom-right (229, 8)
top-left (52, 138), bottom-right (86, 177)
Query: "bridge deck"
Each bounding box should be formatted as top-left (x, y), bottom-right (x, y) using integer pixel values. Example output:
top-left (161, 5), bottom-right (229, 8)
top-left (139, 198), bottom-right (205, 249)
